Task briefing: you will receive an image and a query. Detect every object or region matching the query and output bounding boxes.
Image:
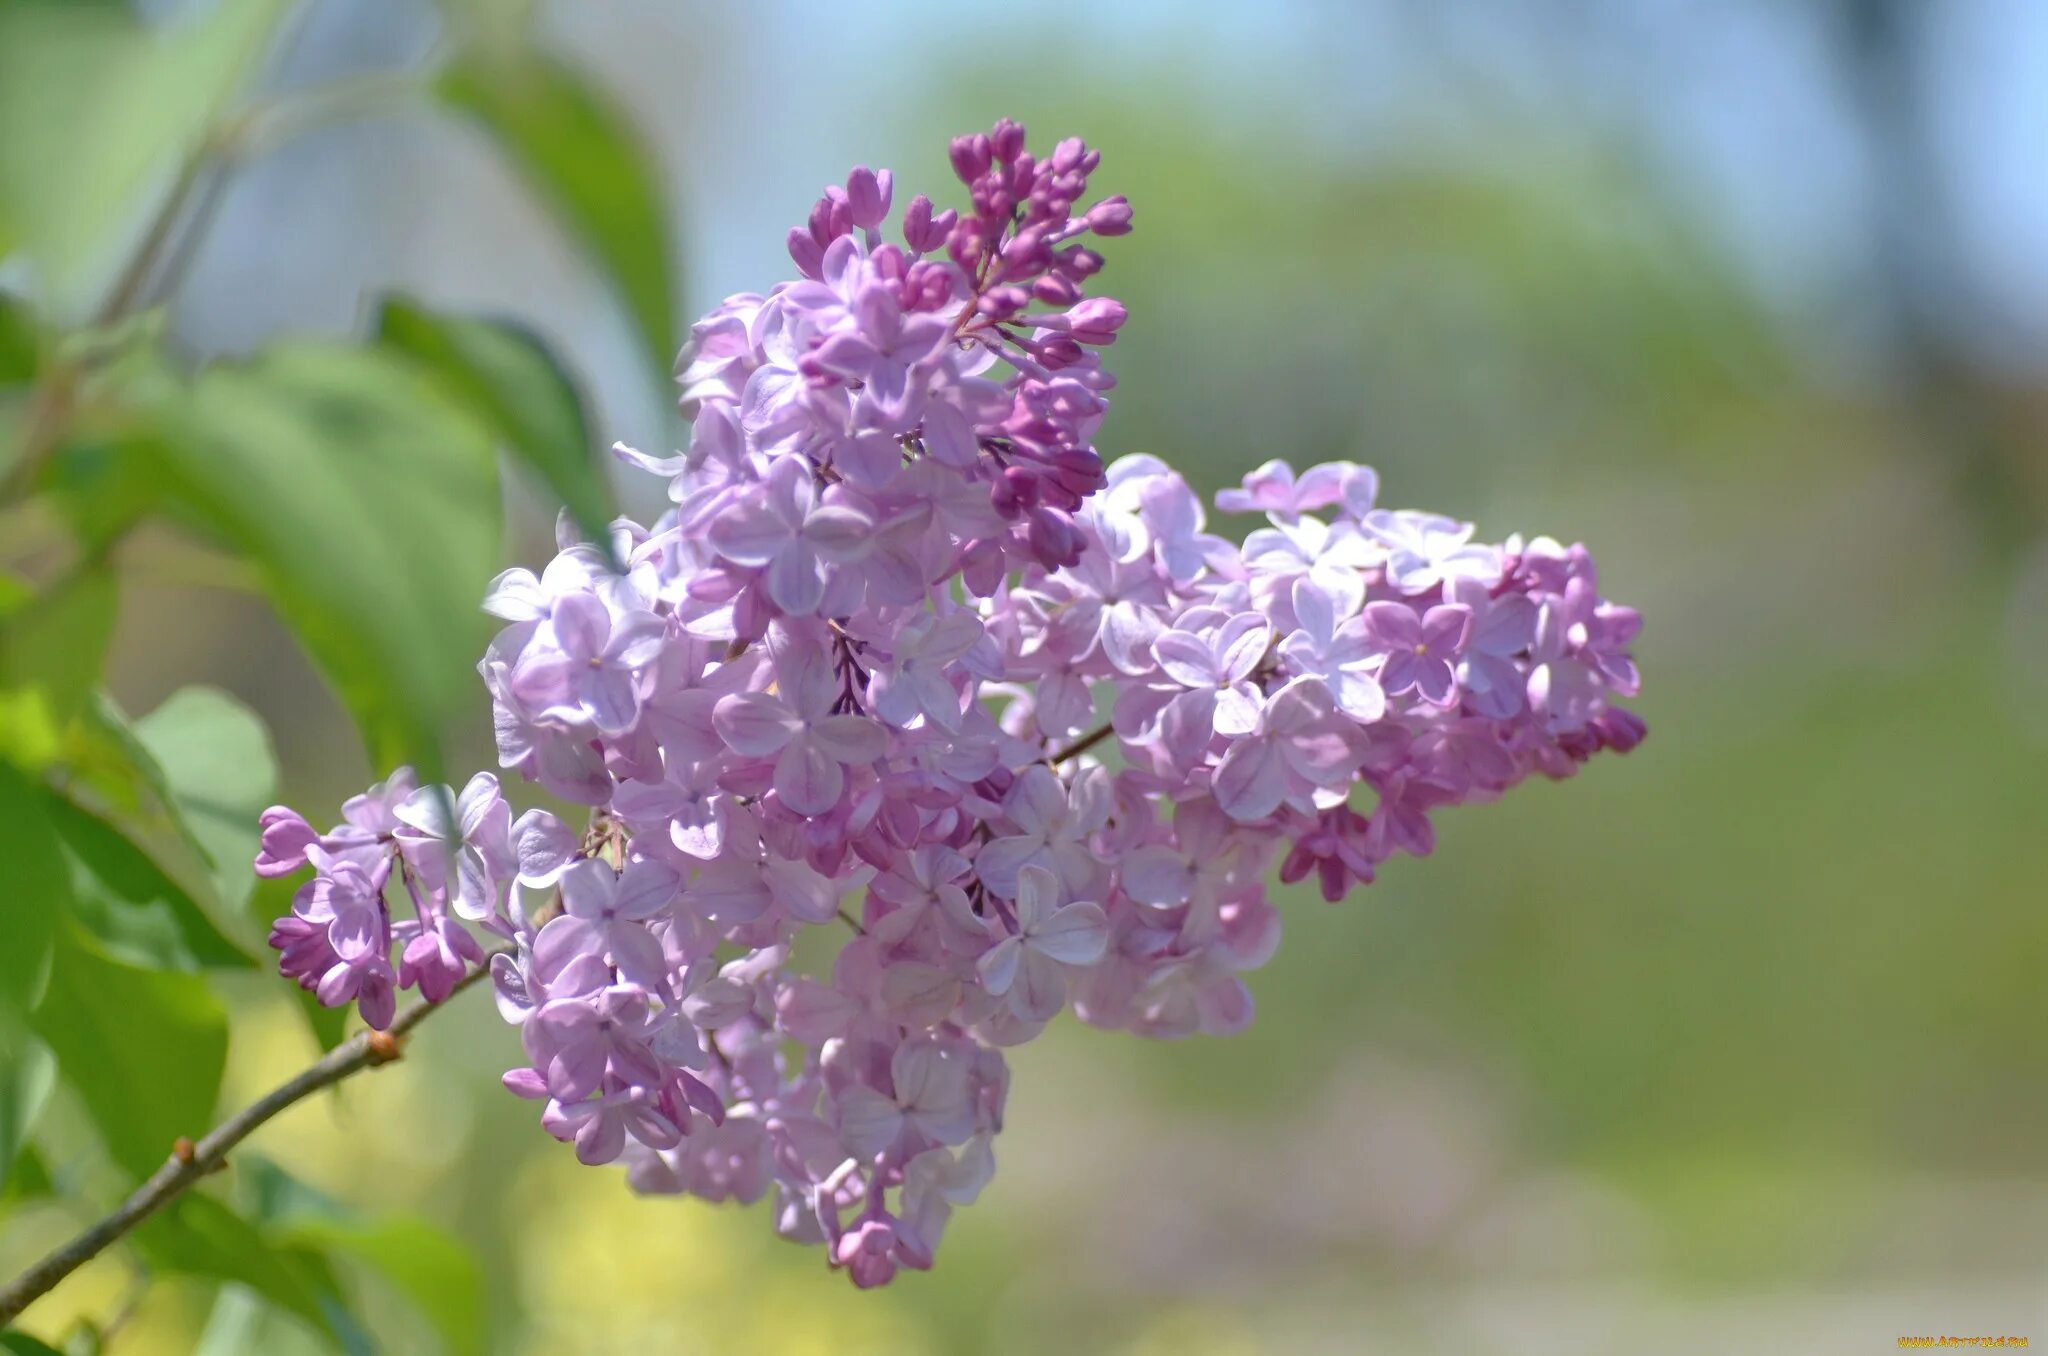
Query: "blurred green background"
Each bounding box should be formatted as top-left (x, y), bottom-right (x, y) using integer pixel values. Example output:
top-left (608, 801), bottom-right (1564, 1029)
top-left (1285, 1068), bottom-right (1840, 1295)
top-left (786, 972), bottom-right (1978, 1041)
top-left (4, 1), bottom-right (2048, 1352)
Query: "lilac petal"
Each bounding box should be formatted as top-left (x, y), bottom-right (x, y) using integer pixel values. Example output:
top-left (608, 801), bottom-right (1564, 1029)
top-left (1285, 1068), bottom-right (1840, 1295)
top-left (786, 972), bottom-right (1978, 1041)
top-left (533, 914), bottom-right (603, 979)
top-left (1004, 767), bottom-right (1068, 837)
top-left (1101, 601), bottom-right (1163, 673)
top-left (577, 663), bottom-right (641, 735)
top-left (482, 568), bottom-right (547, 622)
top-left (907, 667), bottom-right (963, 731)
top-left (1152, 631), bottom-right (1219, 688)
top-left (1290, 575), bottom-right (1340, 647)
top-left (624, 1101), bottom-right (684, 1151)
top-left (1331, 668), bottom-right (1388, 723)
top-left (1161, 687), bottom-right (1220, 751)
top-left (881, 962), bottom-right (962, 1027)
top-left (607, 925), bottom-right (670, 990)
top-left (837, 1084), bottom-right (905, 1158)
top-left (606, 611), bottom-right (669, 668)
top-left (779, 641), bottom-right (841, 719)
top-left (1121, 844), bottom-right (1194, 907)
top-left (713, 692), bottom-right (799, 756)
top-left (706, 500), bottom-right (793, 567)
top-left (975, 936), bottom-right (1022, 996)
top-left (972, 835), bottom-right (1041, 899)
top-left (549, 591), bottom-right (611, 662)
top-left (811, 713), bottom-right (888, 764)
top-left (1420, 604), bottom-right (1473, 653)
top-left (1215, 615), bottom-right (1273, 684)
top-left (804, 505), bottom-right (875, 562)
top-left (513, 810), bottom-right (578, 886)
top-left (1214, 683), bottom-right (1263, 738)
top-left (1379, 651), bottom-right (1423, 696)
top-left (763, 545), bottom-right (825, 615)
top-left (1212, 737), bottom-right (1287, 821)
top-left (1010, 951), bottom-right (1067, 1023)
top-left (556, 859), bottom-right (615, 920)
top-left (575, 1110), bottom-right (626, 1166)
top-left (613, 858), bottom-right (681, 920)
top-left (1013, 863), bottom-right (1059, 932)
top-left (1414, 657), bottom-right (1457, 706)
top-left (774, 736), bottom-right (845, 815)
top-left (1032, 902), bottom-right (1110, 965)
top-left (684, 859), bottom-right (770, 924)
top-left (1362, 600), bottom-right (1421, 649)
top-left (762, 855), bottom-right (842, 924)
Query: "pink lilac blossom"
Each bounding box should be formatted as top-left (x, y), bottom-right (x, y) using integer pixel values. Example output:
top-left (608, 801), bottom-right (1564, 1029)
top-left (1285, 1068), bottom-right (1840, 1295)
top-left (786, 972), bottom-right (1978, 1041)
top-left (256, 121), bottom-right (1644, 1288)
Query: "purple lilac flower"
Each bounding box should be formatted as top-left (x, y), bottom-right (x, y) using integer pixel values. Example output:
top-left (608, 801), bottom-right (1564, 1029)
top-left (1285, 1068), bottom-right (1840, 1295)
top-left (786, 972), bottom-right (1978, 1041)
top-left (256, 123), bottom-right (1646, 1290)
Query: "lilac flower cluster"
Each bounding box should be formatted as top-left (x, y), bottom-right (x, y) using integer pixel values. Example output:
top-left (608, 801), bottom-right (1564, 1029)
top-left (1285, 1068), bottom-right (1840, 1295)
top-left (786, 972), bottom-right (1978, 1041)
top-left (257, 123), bottom-right (1643, 1287)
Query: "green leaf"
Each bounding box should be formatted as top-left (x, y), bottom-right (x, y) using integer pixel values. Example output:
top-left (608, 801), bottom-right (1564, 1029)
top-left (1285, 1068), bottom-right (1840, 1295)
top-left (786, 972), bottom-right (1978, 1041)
top-left (156, 343), bottom-right (501, 776)
top-left (43, 793), bottom-right (256, 969)
top-left (0, 566), bottom-right (119, 743)
top-left (134, 686), bottom-right (276, 912)
top-left (286, 1217), bottom-right (484, 1356)
top-left (0, 0), bottom-right (291, 315)
top-left (0, 1027), bottom-right (53, 1197)
top-left (27, 923), bottom-right (226, 1178)
top-left (0, 762), bottom-right (68, 1012)
top-left (0, 292), bottom-right (37, 385)
top-left (0, 1145), bottom-right (54, 1208)
top-left (135, 1194), bottom-right (366, 1349)
top-left (376, 296), bottom-right (613, 551)
top-left (0, 1330), bottom-right (65, 1356)
top-left (241, 1155), bottom-right (484, 1356)
top-left (438, 51), bottom-right (675, 373)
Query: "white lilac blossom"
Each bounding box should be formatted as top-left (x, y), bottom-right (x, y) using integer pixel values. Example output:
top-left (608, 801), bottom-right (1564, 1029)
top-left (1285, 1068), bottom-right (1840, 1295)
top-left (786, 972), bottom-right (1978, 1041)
top-left (256, 120), bottom-right (1645, 1289)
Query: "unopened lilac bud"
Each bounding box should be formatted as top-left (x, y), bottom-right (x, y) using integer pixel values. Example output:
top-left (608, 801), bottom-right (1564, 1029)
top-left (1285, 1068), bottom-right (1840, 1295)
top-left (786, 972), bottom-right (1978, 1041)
top-left (1066, 297), bottom-right (1127, 344)
top-left (787, 226), bottom-right (824, 279)
top-left (870, 242), bottom-right (907, 283)
top-left (1083, 195), bottom-right (1133, 237)
top-left (990, 118), bottom-right (1026, 163)
top-left (909, 262), bottom-right (956, 309)
top-left (902, 194), bottom-right (948, 253)
top-left (1051, 136), bottom-right (1087, 173)
top-left (978, 286), bottom-right (1029, 321)
top-left (950, 134), bottom-right (991, 183)
top-left (1056, 246), bottom-right (1105, 280)
top-left (846, 166), bottom-right (892, 230)
top-left (947, 221), bottom-right (983, 268)
top-left (1033, 273), bottom-right (1081, 306)
top-left (1033, 335), bottom-right (1084, 369)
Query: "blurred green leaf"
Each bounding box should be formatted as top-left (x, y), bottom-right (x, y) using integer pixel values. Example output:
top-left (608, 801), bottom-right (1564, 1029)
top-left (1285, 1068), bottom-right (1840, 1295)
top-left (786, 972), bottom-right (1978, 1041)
top-left (0, 566), bottom-right (118, 739)
top-left (0, 0), bottom-right (290, 314)
top-left (43, 794), bottom-right (256, 969)
top-left (157, 344), bottom-right (501, 776)
top-left (0, 1146), bottom-right (53, 1209)
top-left (0, 762), bottom-right (67, 1012)
top-left (438, 51), bottom-right (675, 372)
top-left (376, 296), bottom-right (613, 551)
top-left (237, 1154), bottom-right (482, 1355)
top-left (0, 292), bottom-right (37, 384)
top-left (0, 1331), bottom-right (65, 1356)
top-left (286, 1216), bottom-right (485, 1356)
top-left (28, 923), bottom-right (226, 1178)
top-left (135, 1194), bottom-right (367, 1349)
top-left (0, 1027), bottom-right (53, 1197)
top-left (135, 686), bottom-right (276, 912)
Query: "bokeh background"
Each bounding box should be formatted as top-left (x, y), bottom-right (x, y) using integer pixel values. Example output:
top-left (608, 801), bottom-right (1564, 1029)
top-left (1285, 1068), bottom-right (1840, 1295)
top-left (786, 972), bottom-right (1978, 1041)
top-left (7, 0), bottom-right (2048, 1352)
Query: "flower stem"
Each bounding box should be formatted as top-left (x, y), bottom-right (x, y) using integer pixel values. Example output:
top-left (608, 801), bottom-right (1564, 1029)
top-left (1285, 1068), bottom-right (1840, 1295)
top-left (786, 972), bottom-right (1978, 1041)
top-left (0, 961), bottom-right (497, 1328)
top-left (1046, 721), bottom-right (1113, 766)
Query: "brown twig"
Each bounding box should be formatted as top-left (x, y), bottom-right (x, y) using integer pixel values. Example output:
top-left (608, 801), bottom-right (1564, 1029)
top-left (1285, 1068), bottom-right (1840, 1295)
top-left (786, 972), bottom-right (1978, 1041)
top-left (0, 962), bottom-right (496, 1328)
top-left (1045, 721), bottom-right (1113, 766)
